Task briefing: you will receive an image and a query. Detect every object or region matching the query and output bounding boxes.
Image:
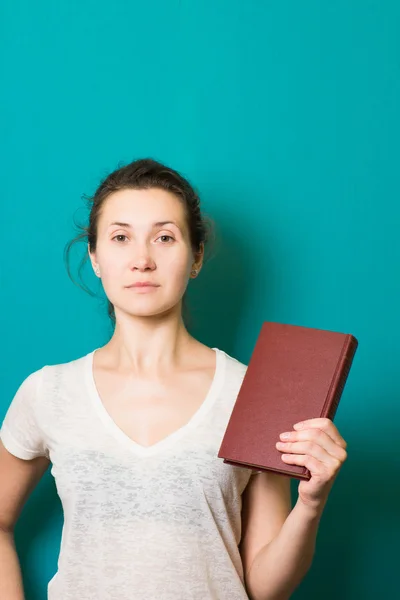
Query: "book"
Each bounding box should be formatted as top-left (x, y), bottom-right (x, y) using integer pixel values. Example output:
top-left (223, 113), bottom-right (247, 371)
top-left (218, 321), bottom-right (358, 480)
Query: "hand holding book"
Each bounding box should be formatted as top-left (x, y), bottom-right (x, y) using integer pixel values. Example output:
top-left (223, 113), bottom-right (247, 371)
top-left (276, 417), bottom-right (348, 511)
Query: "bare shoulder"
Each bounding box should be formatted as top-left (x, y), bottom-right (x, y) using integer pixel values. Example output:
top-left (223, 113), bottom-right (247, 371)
top-left (190, 342), bottom-right (218, 366)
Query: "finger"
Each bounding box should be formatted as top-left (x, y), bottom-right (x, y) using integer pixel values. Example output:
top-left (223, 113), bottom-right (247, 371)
top-left (280, 429), bottom-right (347, 461)
top-left (293, 418), bottom-right (347, 449)
top-left (276, 439), bottom-right (346, 465)
top-left (280, 453), bottom-right (326, 474)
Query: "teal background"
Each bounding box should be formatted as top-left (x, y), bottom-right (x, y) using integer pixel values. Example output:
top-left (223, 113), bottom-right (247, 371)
top-left (1, 1), bottom-right (398, 598)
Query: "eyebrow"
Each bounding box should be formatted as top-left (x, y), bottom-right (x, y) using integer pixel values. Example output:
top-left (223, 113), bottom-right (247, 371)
top-left (108, 221), bottom-right (180, 230)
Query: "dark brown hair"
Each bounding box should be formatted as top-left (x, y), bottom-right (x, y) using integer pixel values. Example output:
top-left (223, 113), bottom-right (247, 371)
top-left (64, 157), bottom-right (215, 329)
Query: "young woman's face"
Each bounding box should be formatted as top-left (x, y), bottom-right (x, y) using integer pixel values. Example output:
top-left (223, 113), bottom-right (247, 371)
top-left (89, 187), bottom-right (200, 318)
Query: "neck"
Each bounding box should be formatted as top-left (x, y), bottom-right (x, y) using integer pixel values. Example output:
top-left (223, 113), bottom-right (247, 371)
top-left (101, 305), bottom-right (195, 374)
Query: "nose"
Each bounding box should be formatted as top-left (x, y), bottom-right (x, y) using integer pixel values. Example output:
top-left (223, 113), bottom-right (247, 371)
top-left (130, 243), bottom-right (156, 272)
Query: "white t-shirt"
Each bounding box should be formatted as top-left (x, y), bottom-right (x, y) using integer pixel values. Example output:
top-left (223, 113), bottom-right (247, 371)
top-left (1, 347), bottom-right (261, 600)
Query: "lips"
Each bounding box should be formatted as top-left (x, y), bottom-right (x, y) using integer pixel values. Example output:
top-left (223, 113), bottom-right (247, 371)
top-left (127, 282), bottom-right (159, 288)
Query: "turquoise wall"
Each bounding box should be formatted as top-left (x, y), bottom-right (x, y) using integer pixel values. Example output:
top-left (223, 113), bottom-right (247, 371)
top-left (1, 1), bottom-right (398, 598)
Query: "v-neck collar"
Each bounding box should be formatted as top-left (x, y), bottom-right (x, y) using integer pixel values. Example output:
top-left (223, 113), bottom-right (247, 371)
top-left (84, 347), bottom-right (226, 457)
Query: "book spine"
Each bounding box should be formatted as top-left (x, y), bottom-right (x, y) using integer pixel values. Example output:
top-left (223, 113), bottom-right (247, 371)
top-left (322, 336), bottom-right (358, 421)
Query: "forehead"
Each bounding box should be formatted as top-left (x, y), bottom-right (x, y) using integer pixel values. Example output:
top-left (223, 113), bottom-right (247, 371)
top-left (99, 188), bottom-right (187, 229)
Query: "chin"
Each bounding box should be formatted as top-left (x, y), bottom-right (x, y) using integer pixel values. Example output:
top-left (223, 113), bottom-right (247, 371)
top-left (118, 299), bottom-right (181, 318)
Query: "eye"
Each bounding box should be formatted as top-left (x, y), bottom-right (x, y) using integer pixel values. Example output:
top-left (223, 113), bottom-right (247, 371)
top-left (112, 234), bottom-right (128, 243)
top-left (156, 235), bottom-right (175, 243)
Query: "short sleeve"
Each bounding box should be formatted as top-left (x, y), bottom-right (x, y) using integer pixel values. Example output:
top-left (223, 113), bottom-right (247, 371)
top-left (0, 368), bottom-right (49, 460)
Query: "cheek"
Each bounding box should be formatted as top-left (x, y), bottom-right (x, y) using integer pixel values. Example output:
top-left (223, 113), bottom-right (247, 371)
top-left (100, 258), bottom-right (125, 277)
top-left (162, 252), bottom-right (191, 276)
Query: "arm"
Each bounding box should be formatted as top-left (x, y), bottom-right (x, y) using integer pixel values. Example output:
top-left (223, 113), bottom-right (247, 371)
top-left (240, 418), bottom-right (348, 600)
top-left (0, 527), bottom-right (25, 600)
top-left (0, 440), bottom-right (50, 599)
top-left (242, 478), bottom-right (323, 600)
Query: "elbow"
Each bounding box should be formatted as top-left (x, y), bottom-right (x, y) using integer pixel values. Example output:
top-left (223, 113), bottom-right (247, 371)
top-left (0, 522), bottom-right (15, 535)
top-left (245, 560), bottom-right (314, 600)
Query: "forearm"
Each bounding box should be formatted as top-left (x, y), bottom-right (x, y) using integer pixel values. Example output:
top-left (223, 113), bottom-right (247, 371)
top-left (245, 499), bottom-right (324, 600)
top-left (0, 528), bottom-right (25, 600)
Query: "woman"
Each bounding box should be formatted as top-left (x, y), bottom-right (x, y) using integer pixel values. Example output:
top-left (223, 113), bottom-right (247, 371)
top-left (0, 158), bottom-right (348, 600)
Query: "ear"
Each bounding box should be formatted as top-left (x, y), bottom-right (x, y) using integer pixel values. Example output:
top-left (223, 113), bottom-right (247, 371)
top-left (88, 243), bottom-right (97, 270)
top-left (193, 242), bottom-right (205, 271)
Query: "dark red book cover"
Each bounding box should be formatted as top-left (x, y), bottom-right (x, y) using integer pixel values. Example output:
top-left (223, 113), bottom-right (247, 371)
top-left (218, 322), bottom-right (358, 480)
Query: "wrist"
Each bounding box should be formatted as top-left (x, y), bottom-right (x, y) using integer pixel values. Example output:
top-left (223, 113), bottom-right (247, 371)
top-left (295, 496), bottom-right (326, 521)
